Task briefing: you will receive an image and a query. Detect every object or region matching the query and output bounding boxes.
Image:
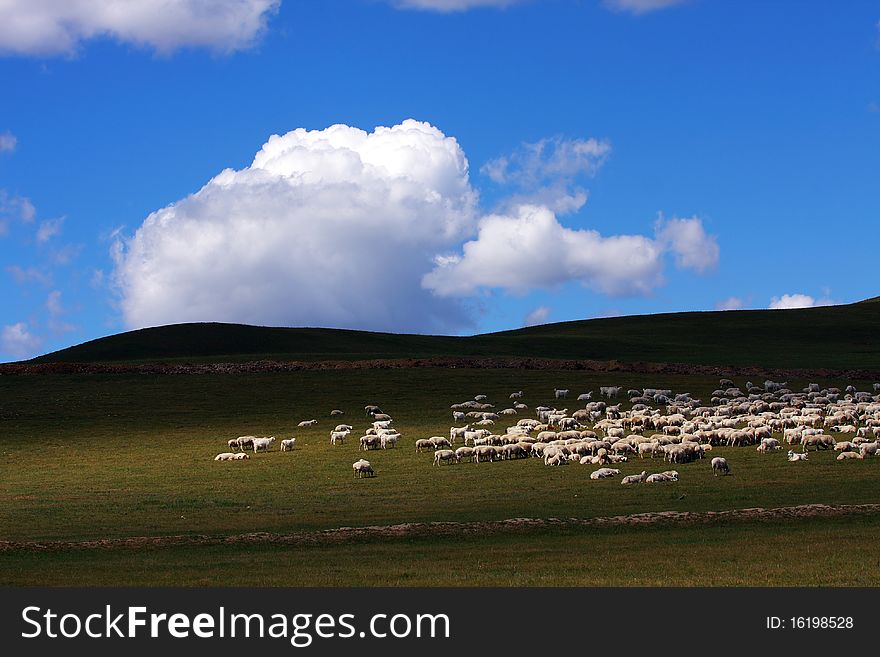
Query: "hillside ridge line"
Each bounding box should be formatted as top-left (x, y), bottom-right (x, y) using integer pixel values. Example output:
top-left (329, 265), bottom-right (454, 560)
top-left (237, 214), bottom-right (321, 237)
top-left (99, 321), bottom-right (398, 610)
top-left (2, 356), bottom-right (879, 379)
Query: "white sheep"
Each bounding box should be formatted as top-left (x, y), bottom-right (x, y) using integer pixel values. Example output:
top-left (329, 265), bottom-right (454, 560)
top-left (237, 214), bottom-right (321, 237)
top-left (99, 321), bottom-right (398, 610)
top-left (787, 450), bottom-right (808, 462)
top-left (280, 438), bottom-right (296, 452)
top-left (621, 471), bottom-right (648, 485)
top-left (554, 389), bottom-right (569, 400)
top-left (232, 452), bottom-right (249, 460)
top-left (330, 430), bottom-right (350, 445)
top-left (433, 449), bottom-right (457, 466)
top-left (711, 457), bottom-right (730, 475)
top-left (860, 442), bottom-right (878, 458)
top-left (837, 451), bottom-right (863, 461)
top-left (352, 459), bottom-right (374, 478)
top-left (214, 452), bottom-right (237, 461)
top-left (298, 420), bottom-right (318, 428)
top-left (590, 468), bottom-right (620, 479)
top-left (252, 437), bottom-right (276, 452)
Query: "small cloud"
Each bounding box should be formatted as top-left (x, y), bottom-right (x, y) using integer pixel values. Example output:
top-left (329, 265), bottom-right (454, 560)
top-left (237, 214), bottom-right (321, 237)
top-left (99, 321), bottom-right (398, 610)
top-left (46, 290), bottom-right (77, 334)
top-left (523, 305), bottom-right (550, 327)
top-left (654, 215), bottom-right (720, 273)
top-left (49, 243), bottom-right (82, 265)
top-left (390, 0), bottom-right (527, 11)
top-left (0, 131), bottom-right (16, 153)
top-left (0, 322), bottom-right (42, 359)
top-left (768, 293), bottom-right (834, 310)
top-left (603, 0), bottom-right (689, 15)
top-left (715, 296), bottom-right (744, 311)
top-left (0, 191), bottom-right (36, 233)
top-left (36, 216), bottom-right (64, 242)
top-left (6, 264), bottom-right (51, 286)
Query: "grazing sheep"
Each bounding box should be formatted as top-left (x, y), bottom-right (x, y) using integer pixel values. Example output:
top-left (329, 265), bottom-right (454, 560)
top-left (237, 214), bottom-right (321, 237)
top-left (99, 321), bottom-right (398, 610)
top-left (379, 433), bottom-right (399, 449)
top-left (227, 438), bottom-right (241, 451)
top-left (433, 449), bottom-right (457, 466)
top-left (450, 425), bottom-right (471, 444)
top-left (473, 445), bottom-right (498, 463)
top-left (860, 442), bottom-right (878, 458)
top-left (509, 391), bottom-right (524, 399)
top-left (590, 468), bottom-right (620, 479)
top-left (621, 471), bottom-right (648, 485)
top-left (280, 438), bottom-right (296, 452)
top-left (372, 413), bottom-right (392, 422)
top-left (837, 451), bottom-right (863, 461)
top-left (334, 424), bottom-right (353, 433)
top-left (330, 409), bottom-right (344, 416)
top-left (237, 436), bottom-right (255, 451)
top-left (353, 459), bottom-right (374, 478)
top-left (252, 437), bottom-right (276, 452)
top-left (711, 457), bottom-right (730, 476)
top-left (431, 436), bottom-right (452, 450)
top-left (455, 446), bottom-right (476, 463)
top-left (298, 420), bottom-right (318, 428)
top-left (554, 389), bottom-right (570, 400)
top-left (330, 430), bottom-right (350, 445)
top-left (360, 435), bottom-right (381, 451)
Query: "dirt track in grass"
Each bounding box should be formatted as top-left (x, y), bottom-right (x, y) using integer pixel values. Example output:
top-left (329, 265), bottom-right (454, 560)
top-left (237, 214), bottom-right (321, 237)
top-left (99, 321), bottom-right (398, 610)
top-left (3, 502), bottom-right (879, 554)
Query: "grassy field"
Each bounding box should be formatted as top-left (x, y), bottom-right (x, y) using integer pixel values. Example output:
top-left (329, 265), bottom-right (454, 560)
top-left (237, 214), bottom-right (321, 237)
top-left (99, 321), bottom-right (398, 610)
top-left (1, 365), bottom-right (879, 586)
top-left (25, 297), bottom-right (880, 370)
top-left (3, 514), bottom-right (878, 586)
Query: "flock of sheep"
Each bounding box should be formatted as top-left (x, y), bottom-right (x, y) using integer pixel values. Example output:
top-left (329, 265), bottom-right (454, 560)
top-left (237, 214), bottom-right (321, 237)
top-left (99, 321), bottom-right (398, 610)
top-left (212, 379), bottom-right (880, 487)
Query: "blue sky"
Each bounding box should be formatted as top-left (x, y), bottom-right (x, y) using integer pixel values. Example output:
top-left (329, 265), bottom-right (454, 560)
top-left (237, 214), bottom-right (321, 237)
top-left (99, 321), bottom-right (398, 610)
top-left (1, 0), bottom-right (878, 360)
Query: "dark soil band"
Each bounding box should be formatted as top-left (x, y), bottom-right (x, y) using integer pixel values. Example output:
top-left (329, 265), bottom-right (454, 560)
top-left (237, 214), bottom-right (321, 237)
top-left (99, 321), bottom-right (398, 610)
top-left (2, 503), bottom-right (878, 553)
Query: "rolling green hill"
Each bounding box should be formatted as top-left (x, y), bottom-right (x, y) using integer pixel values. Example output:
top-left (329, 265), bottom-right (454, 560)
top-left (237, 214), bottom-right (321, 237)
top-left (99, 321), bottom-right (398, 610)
top-left (28, 298), bottom-right (880, 370)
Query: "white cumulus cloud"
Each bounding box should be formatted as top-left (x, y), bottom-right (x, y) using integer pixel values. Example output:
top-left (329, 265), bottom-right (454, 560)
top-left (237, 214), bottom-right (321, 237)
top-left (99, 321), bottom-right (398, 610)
top-left (424, 206), bottom-right (717, 298)
top-left (0, 131), bottom-right (16, 152)
top-left (523, 305), bottom-right (551, 327)
top-left (0, 0), bottom-right (279, 56)
top-left (768, 294), bottom-right (834, 310)
top-left (423, 204), bottom-right (666, 297)
top-left (603, 0), bottom-right (689, 15)
top-left (390, 0), bottom-right (527, 11)
top-left (1, 322), bottom-right (42, 359)
top-left (113, 120), bottom-right (478, 333)
top-left (655, 215), bottom-right (719, 273)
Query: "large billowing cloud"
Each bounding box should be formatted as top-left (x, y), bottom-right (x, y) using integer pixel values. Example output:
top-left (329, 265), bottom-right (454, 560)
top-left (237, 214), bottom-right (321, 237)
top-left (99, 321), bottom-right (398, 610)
top-left (114, 120), bottom-right (720, 333)
top-left (423, 205), bottom-right (716, 297)
top-left (0, 0), bottom-right (279, 56)
top-left (113, 120), bottom-right (478, 333)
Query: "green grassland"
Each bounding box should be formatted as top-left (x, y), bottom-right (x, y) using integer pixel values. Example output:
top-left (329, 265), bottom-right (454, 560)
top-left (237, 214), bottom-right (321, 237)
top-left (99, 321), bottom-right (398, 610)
top-left (1, 366), bottom-right (879, 586)
top-left (27, 297), bottom-right (880, 369)
top-left (3, 514), bottom-right (878, 586)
